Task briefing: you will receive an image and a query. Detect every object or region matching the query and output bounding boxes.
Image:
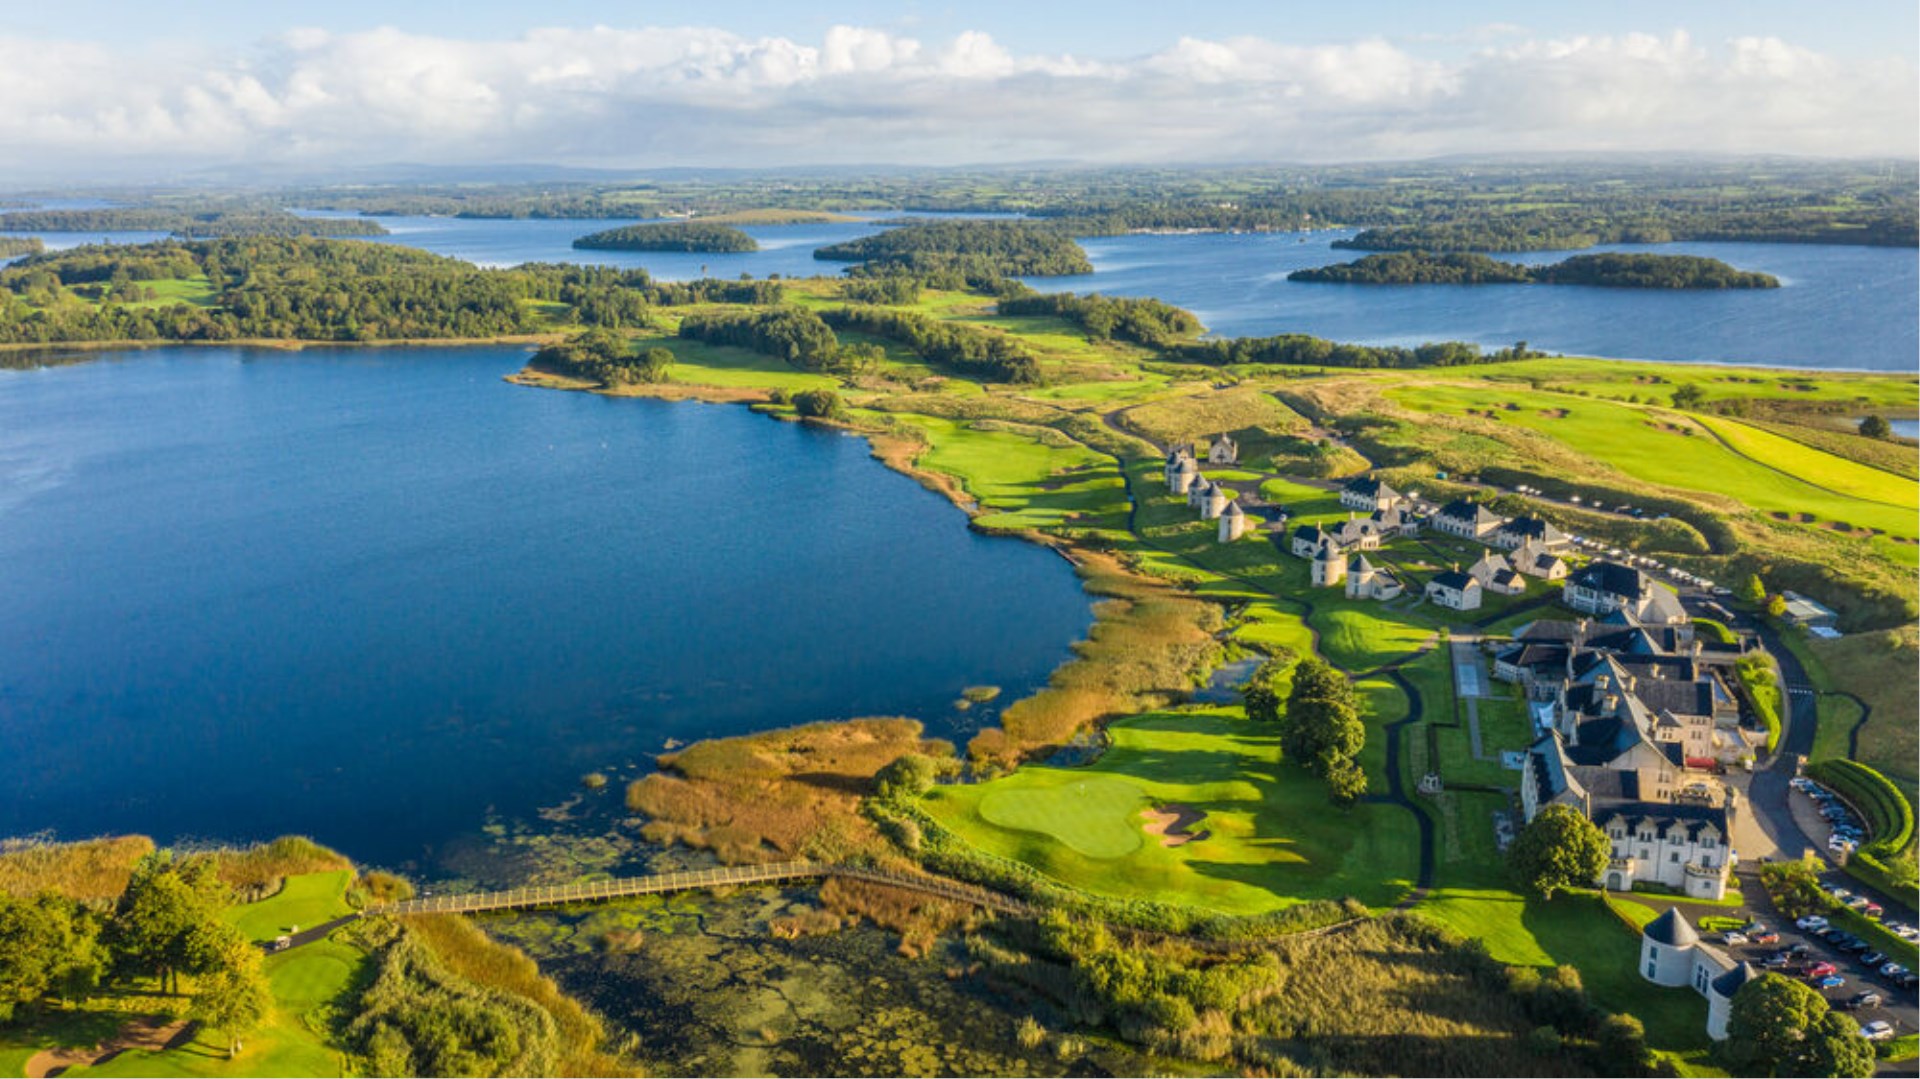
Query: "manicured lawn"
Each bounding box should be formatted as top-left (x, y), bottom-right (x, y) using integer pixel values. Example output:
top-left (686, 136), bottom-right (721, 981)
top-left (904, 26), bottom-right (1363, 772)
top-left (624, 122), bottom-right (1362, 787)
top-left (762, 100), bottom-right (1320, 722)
top-left (977, 776), bottom-right (1149, 858)
top-left (1694, 415), bottom-right (1917, 509)
top-left (925, 706), bottom-right (1422, 914)
top-left (225, 870), bottom-right (354, 943)
top-left (884, 414), bottom-right (1128, 532)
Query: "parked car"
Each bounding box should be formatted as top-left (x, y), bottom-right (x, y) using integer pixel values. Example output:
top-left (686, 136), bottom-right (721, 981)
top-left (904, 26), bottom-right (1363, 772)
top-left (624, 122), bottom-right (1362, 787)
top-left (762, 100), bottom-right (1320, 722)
top-left (1880, 963), bottom-right (1909, 978)
top-left (1812, 974), bottom-right (1846, 990)
top-left (1797, 915), bottom-right (1829, 931)
top-left (1899, 973), bottom-right (1919, 990)
top-left (1722, 931), bottom-right (1749, 946)
top-left (1805, 962), bottom-right (1839, 978)
top-left (1751, 929), bottom-right (1780, 945)
top-left (1844, 991), bottom-right (1884, 1010)
top-left (1845, 895), bottom-right (1872, 910)
top-left (1861, 951), bottom-right (1887, 967)
top-left (1762, 953), bottom-right (1793, 969)
top-left (1860, 1020), bottom-right (1895, 1042)
top-left (1863, 903), bottom-right (1883, 919)
top-left (1826, 886), bottom-right (1853, 900)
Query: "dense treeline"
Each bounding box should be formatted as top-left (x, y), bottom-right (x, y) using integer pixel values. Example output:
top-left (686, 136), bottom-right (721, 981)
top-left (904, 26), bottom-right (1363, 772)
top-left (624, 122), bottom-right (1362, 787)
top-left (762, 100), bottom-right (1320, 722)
top-left (819, 306), bottom-right (1042, 384)
top-left (1175, 332), bottom-right (1540, 369)
top-left (995, 292), bottom-right (1202, 347)
top-left (0, 240), bottom-right (790, 345)
top-left (530, 328), bottom-right (674, 386)
top-left (1042, 206), bottom-right (1312, 235)
top-left (1335, 207), bottom-right (1917, 252)
top-left (1291, 251), bottom-right (1779, 288)
top-left (815, 220), bottom-right (1092, 276)
top-left (0, 208), bottom-right (388, 239)
top-left (677, 307), bottom-right (841, 370)
top-left (840, 275), bottom-right (922, 304)
top-left (571, 222), bottom-right (758, 253)
top-left (0, 237), bottom-right (43, 258)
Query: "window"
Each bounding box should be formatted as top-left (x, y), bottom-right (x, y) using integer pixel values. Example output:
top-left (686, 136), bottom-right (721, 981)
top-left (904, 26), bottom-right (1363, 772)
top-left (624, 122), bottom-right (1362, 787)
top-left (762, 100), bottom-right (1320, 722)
top-left (1671, 852), bottom-right (1681, 863)
top-left (1702, 836), bottom-right (1715, 848)
top-left (1648, 959), bottom-right (1658, 979)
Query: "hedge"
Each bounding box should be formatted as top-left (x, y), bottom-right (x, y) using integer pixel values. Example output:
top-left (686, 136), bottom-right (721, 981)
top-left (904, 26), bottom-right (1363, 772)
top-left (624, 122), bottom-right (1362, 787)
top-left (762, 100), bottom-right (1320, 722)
top-left (1735, 654), bottom-right (1783, 754)
top-left (1807, 758), bottom-right (1915, 857)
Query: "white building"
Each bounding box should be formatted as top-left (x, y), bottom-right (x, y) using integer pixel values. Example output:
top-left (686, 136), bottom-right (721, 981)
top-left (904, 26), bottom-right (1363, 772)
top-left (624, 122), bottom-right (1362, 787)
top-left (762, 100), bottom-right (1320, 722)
top-left (1425, 569), bottom-right (1483, 611)
top-left (1340, 476), bottom-right (1403, 513)
top-left (1218, 499), bottom-right (1248, 542)
top-left (1346, 554), bottom-right (1403, 601)
top-left (1311, 541), bottom-right (1347, 587)
top-left (1637, 908), bottom-right (1755, 1041)
top-left (1207, 434), bottom-right (1239, 465)
top-left (1565, 561), bottom-right (1687, 625)
top-left (1431, 499), bottom-right (1507, 541)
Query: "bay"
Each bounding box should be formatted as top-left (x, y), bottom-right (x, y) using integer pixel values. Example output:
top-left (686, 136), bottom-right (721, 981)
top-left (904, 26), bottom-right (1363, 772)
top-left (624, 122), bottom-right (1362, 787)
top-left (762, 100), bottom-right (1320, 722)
top-left (0, 346), bottom-right (1093, 865)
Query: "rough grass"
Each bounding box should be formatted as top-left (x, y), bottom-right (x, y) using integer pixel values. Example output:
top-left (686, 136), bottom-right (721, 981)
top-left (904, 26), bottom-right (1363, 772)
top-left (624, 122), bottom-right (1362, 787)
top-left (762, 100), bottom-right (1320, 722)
top-left (1808, 626), bottom-right (1920, 787)
top-left (0, 836), bottom-right (154, 900)
top-left (408, 914), bottom-right (635, 1078)
top-left (929, 706), bottom-right (1421, 914)
top-left (626, 717), bottom-right (952, 864)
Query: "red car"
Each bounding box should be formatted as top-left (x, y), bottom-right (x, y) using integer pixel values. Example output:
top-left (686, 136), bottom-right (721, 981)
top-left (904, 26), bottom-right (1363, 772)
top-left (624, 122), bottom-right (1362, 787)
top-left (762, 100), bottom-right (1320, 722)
top-left (1751, 930), bottom-right (1781, 945)
top-left (1804, 962), bottom-right (1838, 979)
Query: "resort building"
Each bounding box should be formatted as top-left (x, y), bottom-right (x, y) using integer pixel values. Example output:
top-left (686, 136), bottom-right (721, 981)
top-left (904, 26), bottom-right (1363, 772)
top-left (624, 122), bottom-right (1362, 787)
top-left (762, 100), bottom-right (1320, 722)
top-left (1200, 485), bottom-right (1229, 521)
top-left (1425, 569), bottom-right (1483, 611)
top-left (1311, 541), bottom-right (1347, 587)
top-left (1512, 537), bottom-right (1570, 580)
top-left (1167, 454), bottom-right (1199, 495)
top-left (1431, 499), bottom-right (1507, 541)
top-left (1638, 908), bottom-right (1754, 1039)
top-left (1493, 515), bottom-right (1571, 551)
top-left (1291, 524), bottom-right (1334, 559)
top-left (1207, 434), bottom-right (1239, 465)
top-left (1340, 475), bottom-right (1404, 513)
top-left (1564, 561), bottom-right (1687, 625)
top-left (1218, 499), bottom-right (1248, 543)
top-left (1345, 554), bottom-right (1404, 601)
top-left (1368, 505), bottom-right (1420, 538)
top-left (1468, 550), bottom-right (1526, 595)
top-left (1777, 591), bottom-right (1839, 631)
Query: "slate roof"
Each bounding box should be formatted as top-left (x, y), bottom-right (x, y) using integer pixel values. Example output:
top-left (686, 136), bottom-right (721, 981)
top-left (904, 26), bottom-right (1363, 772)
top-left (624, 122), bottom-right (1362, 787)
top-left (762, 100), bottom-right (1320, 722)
top-left (1643, 908), bottom-right (1700, 947)
top-left (1501, 516), bottom-right (1567, 544)
top-left (1437, 499), bottom-right (1504, 528)
top-left (1595, 802), bottom-right (1730, 843)
top-left (1431, 569), bottom-right (1477, 592)
top-left (1222, 499), bottom-right (1245, 518)
top-left (1344, 476), bottom-right (1399, 501)
top-left (1570, 560), bottom-right (1649, 599)
top-left (1710, 962), bottom-right (1758, 998)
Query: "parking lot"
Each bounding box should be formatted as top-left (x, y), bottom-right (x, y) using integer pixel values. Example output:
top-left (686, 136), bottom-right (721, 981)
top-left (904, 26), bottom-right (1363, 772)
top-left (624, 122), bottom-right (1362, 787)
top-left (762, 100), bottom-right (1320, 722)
top-left (1716, 870), bottom-right (1920, 1045)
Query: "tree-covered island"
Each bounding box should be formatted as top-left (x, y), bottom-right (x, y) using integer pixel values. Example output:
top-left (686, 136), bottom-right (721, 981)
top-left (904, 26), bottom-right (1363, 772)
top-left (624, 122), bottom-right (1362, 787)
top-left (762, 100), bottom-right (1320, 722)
top-left (571, 221), bottom-right (759, 253)
top-left (813, 219), bottom-right (1093, 277)
top-left (1291, 251), bottom-right (1781, 288)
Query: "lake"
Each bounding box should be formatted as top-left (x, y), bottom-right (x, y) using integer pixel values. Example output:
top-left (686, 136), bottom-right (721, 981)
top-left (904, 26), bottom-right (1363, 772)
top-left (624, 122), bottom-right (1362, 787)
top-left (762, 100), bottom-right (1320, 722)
top-left (3, 211), bottom-right (1914, 370)
top-left (0, 346), bottom-right (1093, 865)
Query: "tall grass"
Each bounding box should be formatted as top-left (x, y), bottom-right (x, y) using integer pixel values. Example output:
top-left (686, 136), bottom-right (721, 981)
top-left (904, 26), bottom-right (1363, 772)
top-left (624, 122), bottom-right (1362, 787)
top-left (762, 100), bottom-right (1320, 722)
top-left (0, 836), bottom-right (155, 900)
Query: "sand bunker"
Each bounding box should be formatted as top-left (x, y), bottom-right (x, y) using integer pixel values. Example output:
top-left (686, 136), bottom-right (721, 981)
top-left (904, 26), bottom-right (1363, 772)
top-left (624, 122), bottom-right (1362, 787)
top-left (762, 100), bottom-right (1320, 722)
top-left (25, 1015), bottom-right (194, 1078)
top-left (1141, 804), bottom-right (1210, 847)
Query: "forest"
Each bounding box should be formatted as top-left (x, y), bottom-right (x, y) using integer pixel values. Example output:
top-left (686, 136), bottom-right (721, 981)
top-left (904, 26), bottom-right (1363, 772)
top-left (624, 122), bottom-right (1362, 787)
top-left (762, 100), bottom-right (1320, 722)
top-left (0, 237), bottom-right (43, 258)
top-left (994, 292), bottom-right (1203, 347)
top-left (0, 208), bottom-right (388, 239)
top-left (571, 222), bottom-right (758, 253)
top-left (814, 220), bottom-right (1092, 277)
top-left (819, 306), bottom-right (1042, 384)
top-left (1174, 332), bottom-right (1541, 369)
top-left (1290, 251), bottom-right (1781, 288)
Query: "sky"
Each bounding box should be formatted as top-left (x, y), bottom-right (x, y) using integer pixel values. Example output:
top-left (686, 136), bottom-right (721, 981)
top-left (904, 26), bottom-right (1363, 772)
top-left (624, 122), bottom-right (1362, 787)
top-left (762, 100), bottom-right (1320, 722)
top-left (0, 2), bottom-right (1913, 180)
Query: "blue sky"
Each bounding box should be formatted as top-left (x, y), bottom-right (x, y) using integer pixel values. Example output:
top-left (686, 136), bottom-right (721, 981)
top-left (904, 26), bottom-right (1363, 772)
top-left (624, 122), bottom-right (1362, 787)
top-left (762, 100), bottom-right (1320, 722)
top-left (0, 3), bottom-right (1912, 177)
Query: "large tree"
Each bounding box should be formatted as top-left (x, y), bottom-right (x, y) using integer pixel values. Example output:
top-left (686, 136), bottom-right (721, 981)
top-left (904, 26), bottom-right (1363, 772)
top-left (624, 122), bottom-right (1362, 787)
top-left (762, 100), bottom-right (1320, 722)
top-left (1725, 973), bottom-right (1873, 1077)
top-left (105, 855), bottom-right (230, 993)
top-left (1507, 805), bottom-right (1609, 898)
top-left (189, 938), bottom-right (272, 1059)
top-left (0, 894), bottom-right (105, 1018)
top-left (1281, 657), bottom-right (1366, 772)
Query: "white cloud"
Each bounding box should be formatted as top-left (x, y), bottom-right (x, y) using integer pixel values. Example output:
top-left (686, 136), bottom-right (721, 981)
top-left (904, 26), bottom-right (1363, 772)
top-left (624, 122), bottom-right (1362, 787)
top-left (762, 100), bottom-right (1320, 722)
top-left (0, 23), bottom-right (1909, 176)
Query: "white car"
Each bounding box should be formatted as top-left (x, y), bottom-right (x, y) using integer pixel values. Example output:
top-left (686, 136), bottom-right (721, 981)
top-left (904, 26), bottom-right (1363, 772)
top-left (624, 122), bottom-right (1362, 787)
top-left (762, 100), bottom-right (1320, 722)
top-left (1722, 931), bottom-right (1749, 946)
top-left (1860, 1021), bottom-right (1895, 1042)
top-left (1797, 915), bottom-right (1829, 931)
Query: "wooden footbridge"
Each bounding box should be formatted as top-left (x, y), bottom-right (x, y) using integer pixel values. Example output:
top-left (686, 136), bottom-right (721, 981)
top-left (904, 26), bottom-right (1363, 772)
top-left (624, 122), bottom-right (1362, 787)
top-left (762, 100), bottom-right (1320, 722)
top-left (364, 861), bottom-right (1034, 920)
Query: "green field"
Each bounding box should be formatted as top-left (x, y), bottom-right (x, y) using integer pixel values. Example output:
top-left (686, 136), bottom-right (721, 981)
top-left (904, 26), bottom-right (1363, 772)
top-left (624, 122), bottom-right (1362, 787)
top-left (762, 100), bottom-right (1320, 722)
top-left (924, 706), bottom-right (1422, 914)
top-left (0, 871), bottom-right (364, 1079)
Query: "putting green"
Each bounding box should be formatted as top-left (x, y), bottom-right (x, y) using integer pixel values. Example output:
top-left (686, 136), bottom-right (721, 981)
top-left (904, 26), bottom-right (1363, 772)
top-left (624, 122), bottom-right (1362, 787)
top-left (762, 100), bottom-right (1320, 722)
top-left (977, 777), bottom-right (1149, 858)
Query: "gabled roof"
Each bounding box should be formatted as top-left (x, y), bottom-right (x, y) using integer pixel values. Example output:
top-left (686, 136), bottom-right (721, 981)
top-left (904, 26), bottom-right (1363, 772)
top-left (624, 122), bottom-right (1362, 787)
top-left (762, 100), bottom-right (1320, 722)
top-left (1501, 516), bottom-right (1567, 543)
top-left (1710, 962), bottom-right (1758, 998)
top-left (1437, 499), bottom-right (1504, 527)
top-left (1343, 476), bottom-right (1399, 500)
top-left (1293, 523), bottom-right (1328, 543)
top-left (1570, 560), bottom-right (1648, 599)
top-left (1643, 907), bottom-right (1699, 947)
top-left (1493, 570), bottom-right (1525, 590)
top-left (1431, 569), bottom-right (1477, 591)
top-left (1595, 802), bottom-right (1730, 841)
top-left (1470, 550), bottom-right (1512, 574)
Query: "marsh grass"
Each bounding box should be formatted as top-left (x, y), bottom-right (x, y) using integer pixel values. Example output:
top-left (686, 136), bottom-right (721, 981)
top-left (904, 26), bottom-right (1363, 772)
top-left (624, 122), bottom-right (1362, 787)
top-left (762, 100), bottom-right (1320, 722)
top-left (0, 835), bottom-right (154, 900)
top-left (625, 718), bottom-right (953, 863)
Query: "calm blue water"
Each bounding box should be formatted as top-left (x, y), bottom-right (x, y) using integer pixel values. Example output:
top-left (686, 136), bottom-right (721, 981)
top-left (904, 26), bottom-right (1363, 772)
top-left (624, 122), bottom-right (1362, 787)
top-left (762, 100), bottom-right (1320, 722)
top-left (1025, 231), bottom-right (1919, 372)
top-left (0, 346), bottom-right (1092, 864)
